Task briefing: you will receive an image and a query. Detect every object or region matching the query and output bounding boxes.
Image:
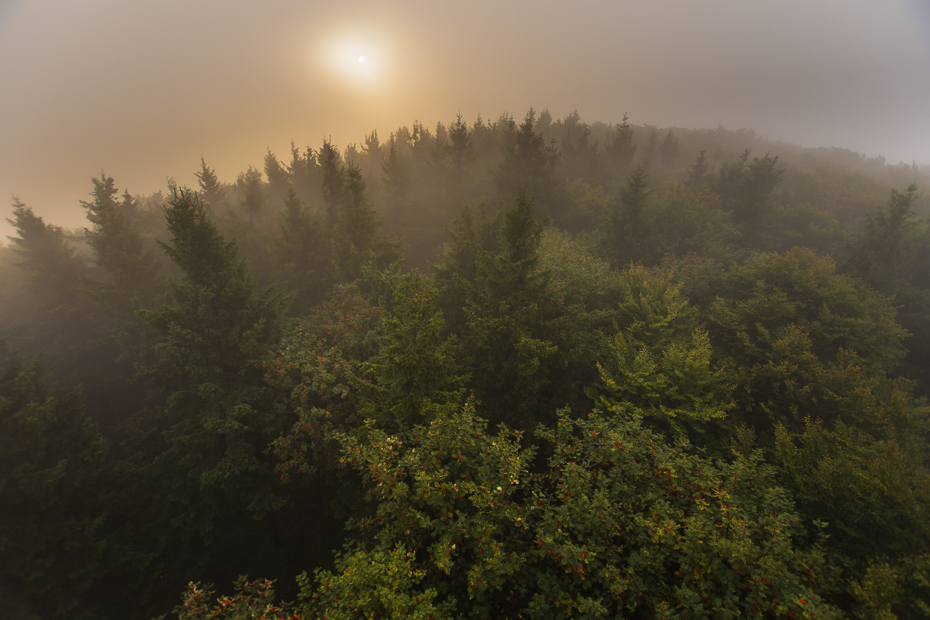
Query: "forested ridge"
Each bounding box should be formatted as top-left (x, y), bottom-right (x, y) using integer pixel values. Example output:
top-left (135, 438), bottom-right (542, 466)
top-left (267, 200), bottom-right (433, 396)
top-left (2, 109), bottom-right (930, 619)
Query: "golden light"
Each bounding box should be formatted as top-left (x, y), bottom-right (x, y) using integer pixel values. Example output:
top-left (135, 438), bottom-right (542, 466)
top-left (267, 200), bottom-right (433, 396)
top-left (320, 30), bottom-right (388, 87)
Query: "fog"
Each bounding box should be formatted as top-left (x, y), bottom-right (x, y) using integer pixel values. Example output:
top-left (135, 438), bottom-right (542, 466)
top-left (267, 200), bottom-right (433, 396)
top-left (1, 0), bottom-right (928, 237)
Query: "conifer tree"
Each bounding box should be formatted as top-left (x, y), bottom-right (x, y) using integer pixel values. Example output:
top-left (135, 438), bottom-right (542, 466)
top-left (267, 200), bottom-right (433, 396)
top-left (446, 113), bottom-right (474, 172)
top-left (714, 148), bottom-right (782, 235)
top-left (286, 141), bottom-right (318, 204)
top-left (606, 112), bottom-right (636, 175)
top-left (263, 149), bottom-right (289, 204)
top-left (274, 187), bottom-right (331, 314)
top-left (603, 165), bottom-right (651, 265)
top-left (331, 165), bottom-right (403, 283)
top-left (5, 200), bottom-right (128, 424)
top-left (460, 188), bottom-right (557, 428)
top-left (236, 165), bottom-right (264, 229)
top-left (0, 347), bottom-right (113, 619)
top-left (195, 157), bottom-right (226, 212)
top-left (381, 137), bottom-right (409, 213)
top-left (358, 271), bottom-right (466, 430)
top-left (494, 108), bottom-right (562, 219)
top-left (319, 139), bottom-right (344, 229)
top-left (688, 149), bottom-right (709, 186)
top-left (135, 189), bottom-right (290, 537)
top-left (82, 174), bottom-right (162, 305)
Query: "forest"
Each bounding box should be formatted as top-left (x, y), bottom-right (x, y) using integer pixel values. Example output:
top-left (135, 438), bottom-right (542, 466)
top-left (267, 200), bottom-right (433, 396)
top-left (2, 108), bottom-right (930, 619)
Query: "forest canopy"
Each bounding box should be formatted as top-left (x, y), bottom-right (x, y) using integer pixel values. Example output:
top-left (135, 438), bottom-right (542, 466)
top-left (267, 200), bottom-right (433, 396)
top-left (1, 109), bottom-right (929, 619)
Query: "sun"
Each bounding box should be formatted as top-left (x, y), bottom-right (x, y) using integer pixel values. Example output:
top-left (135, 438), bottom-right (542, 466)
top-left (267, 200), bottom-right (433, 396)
top-left (321, 32), bottom-right (386, 86)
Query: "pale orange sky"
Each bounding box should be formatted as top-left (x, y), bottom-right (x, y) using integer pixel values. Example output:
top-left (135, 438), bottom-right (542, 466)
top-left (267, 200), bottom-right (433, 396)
top-left (1, 0), bottom-right (929, 238)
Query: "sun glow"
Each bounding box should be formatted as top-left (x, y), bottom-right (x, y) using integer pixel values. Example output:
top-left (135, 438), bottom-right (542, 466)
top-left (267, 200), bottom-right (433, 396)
top-left (322, 31), bottom-right (388, 86)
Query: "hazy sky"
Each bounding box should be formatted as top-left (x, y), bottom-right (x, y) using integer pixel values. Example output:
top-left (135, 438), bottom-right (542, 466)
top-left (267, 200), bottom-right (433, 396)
top-left (1, 0), bottom-right (928, 237)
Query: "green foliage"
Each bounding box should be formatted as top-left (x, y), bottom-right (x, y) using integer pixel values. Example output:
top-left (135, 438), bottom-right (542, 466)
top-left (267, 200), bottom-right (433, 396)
top-left (494, 108), bottom-right (563, 220)
top-left (135, 189), bottom-right (290, 530)
top-left (847, 183), bottom-right (919, 276)
top-left (657, 252), bottom-right (729, 313)
top-left (775, 416), bottom-right (930, 566)
top-left (313, 402), bottom-right (537, 619)
top-left (82, 174), bottom-right (159, 291)
top-left (709, 247), bottom-right (907, 402)
top-left (380, 136), bottom-right (409, 210)
top-left (562, 178), bottom-right (613, 232)
top-left (320, 139), bottom-right (344, 228)
top-left (534, 410), bottom-right (838, 619)
top-left (7, 199), bottom-right (89, 310)
top-left (658, 128), bottom-right (680, 167)
top-left (265, 284), bottom-right (384, 481)
top-left (605, 112), bottom-right (636, 177)
top-left (0, 349), bottom-right (111, 618)
top-left (5, 199), bottom-right (132, 425)
top-left (235, 165), bottom-right (264, 229)
top-left (82, 174), bottom-right (164, 368)
top-left (559, 111), bottom-right (601, 189)
top-left (331, 165), bottom-right (404, 284)
top-left (845, 184), bottom-right (930, 392)
top-left (688, 150), bottom-right (709, 187)
top-left (711, 248), bottom-right (930, 591)
top-left (264, 149), bottom-right (289, 203)
top-left (173, 577), bottom-right (298, 620)
top-left (644, 185), bottom-right (738, 263)
top-left (715, 149), bottom-right (783, 237)
top-left (300, 404), bottom-right (839, 619)
top-left (457, 189), bottom-right (560, 428)
top-left (274, 187), bottom-right (332, 315)
top-left (602, 174), bottom-right (737, 267)
top-left (358, 270), bottom-right (466, 430)
top-left (303, 548), bottom-right (452, 620)
top-left (758, 202), bottom-right (844, 255)
top-left (195, 157), bottom-right (227, 212)
top-left (604, 165), bottom-right (651, 265)
top-left (588, 266), bottom-right (733, 441)
top-left (8, 109), bottom-right (930, 619)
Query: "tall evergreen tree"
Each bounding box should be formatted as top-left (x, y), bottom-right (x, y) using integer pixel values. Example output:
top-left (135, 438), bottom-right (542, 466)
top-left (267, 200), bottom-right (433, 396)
top-left (331, 165), bottom-right (403, 284)
top-left (236, 165), bottom-right (264, 229)
top-left (459, 188), bottom-right (558, 428)
top-left (446, 113), bottom-right (474, 172)
top-left (286, 141), bottom-right (319, 204)
top-left (274, 187), bottom-right (331, 314)
top-left (134, 189), bottom-right (290, 540)
top-left (688, 149), bottom-right (709, 186)
top-left (381, 137), bottom-right (409, 214)
top-left (494, 108), bottom-right (562, 219)
top-left (0, 347), bottom-right (113, 619)
top-left (714, 149), bottom-right (783, 236)
top-left (82, 174), bottom-right (162, 305)
top-left (845, 183), bottom-right (930, 391)
top-left (5, 200), bottom-right (130, 425)
top-left (195, 157), bottom-right (226, 212)
top-left (603, 165), bottom-right (651, 265)
top-left (658, 128), bottom-right (680, 166)
top-left (80, 175), bottom-right (164, 414)
top-left (263, 149), bottom-right (289, 204)
top-left (320, 139), bottom-right (344, 230)
top-left (606, 112), bottom-right (636, 177)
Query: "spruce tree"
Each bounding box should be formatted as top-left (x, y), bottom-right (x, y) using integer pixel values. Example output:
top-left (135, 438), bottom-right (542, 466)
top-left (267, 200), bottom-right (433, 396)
top-left (319, 139), bottom-right (344, 230)
top-left (274, 187), bottom-right (331, 314)
top-left (460, 188), bottom-right (557, 428)
top-left (135, 189), bottom-right (290, 539)
top-left (331, 165), bottom-right (403, 283)
top-left (195, 157), bottom-right (226, 212)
